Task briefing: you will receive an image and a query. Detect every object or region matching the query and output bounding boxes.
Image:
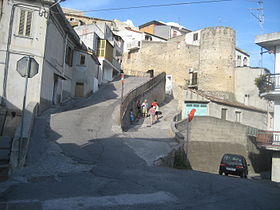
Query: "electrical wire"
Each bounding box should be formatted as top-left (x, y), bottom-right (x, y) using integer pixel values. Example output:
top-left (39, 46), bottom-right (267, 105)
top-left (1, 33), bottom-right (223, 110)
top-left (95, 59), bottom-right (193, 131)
top-left (62, 0), bottom-right (233, 14)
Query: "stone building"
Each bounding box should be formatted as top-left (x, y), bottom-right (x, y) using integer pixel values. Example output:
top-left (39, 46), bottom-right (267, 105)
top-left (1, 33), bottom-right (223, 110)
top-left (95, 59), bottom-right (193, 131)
top-left (121, 25), bottom-right (272, 129)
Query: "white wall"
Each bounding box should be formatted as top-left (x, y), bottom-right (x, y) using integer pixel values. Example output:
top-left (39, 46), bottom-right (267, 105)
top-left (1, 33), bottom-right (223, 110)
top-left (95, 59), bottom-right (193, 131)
top-left (235, 67), bottom-right (271, 111)
top-left (235, 50), bottom-right (250, 67)
top-left (73, 51), bottom-right (99, 96)
top-left (74, 23), bottom-right (104, 51)
top-left (276, 45), bottom-right (280, 74)
top-left (185, 30), bottom-right (201, 46)
top-left (208, 102), bottom-right (267, 130)
top-left (0, 1), bottom-right (48, 110)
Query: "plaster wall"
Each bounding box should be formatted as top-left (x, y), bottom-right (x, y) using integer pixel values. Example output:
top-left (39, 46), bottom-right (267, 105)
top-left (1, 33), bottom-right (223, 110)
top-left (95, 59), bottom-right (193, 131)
top-left (73, 51), bottom-right (98, 96)
top-left (272, 152), bottom-right (280, 182)
top-left (207, 102), bottom-right (267, 130)
top-left (235, 67), bottom-right (270, 110)
top-left (235, 50), bottom-right (250, 67)
top-left (184, 116), bottom-right (271, 174)
top-left (276, 45), bottom-right (280, 74)
top-left (184, 30), bottom-right (202, 46)
top-left (0, 1), bottom-right (48, 110)
top-left (74, 24), bottom-right (104, 51)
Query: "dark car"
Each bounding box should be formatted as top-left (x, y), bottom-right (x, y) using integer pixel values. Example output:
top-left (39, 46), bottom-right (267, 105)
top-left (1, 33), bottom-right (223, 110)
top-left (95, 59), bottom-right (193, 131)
top-left (219, 154), bottom-right (248, 178)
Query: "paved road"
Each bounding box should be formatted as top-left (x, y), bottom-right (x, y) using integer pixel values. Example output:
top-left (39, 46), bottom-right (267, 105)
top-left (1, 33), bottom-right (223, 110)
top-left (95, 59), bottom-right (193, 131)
top-left (0, 76), bottom-right (280, 210)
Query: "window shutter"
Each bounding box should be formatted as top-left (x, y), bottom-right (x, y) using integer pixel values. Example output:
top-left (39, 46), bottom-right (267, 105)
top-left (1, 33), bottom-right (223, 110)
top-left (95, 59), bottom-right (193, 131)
top-left (25, 11), bottom-right (32, 36)
top-left (18, 10), bottom-right (25, 35)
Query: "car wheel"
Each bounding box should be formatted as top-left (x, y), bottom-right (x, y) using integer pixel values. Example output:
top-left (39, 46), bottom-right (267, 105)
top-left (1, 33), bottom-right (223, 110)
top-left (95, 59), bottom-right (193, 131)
top-left (225, 173), bottom-right (228, 176)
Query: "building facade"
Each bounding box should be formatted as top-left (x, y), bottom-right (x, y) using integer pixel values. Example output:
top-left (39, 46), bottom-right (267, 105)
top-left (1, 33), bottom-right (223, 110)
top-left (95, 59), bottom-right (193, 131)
top-left (255, 32), bottom-right (280, 182)
top-left (0, 0), bottom-right (99, 113)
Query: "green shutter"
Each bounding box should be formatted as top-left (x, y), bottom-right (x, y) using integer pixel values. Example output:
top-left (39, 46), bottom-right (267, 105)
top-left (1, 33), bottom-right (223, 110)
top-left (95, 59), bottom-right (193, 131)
top-left (25, 11), bottom-right (32, 36)
top-left (18, 10), bottom-right (25, 35)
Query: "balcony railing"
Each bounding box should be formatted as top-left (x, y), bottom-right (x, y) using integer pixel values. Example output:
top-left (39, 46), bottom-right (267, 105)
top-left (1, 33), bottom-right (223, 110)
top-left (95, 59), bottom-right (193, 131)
top-left (256, 130), bottom-right (280, 146)
top-left (112, 58), bottom-right (121, 71)
top-left (259, 74), bottom-right (280, 93)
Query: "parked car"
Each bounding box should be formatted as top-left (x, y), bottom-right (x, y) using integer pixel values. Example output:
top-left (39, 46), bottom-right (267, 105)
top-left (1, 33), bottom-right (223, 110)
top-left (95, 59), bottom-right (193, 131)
top-left (219, 154), bottom-right (248, 178)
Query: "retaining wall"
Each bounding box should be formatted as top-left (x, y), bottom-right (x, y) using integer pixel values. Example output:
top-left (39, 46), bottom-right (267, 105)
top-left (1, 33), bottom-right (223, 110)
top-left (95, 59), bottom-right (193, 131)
top-left (120, 72), bottom-right (166, 131)
top-left (177, 116), bottom-right (272, 174)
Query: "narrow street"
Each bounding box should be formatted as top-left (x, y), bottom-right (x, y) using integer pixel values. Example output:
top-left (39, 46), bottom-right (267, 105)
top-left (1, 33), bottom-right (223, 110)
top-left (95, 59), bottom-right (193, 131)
top-left (0, 77), bottom-right (280, 210)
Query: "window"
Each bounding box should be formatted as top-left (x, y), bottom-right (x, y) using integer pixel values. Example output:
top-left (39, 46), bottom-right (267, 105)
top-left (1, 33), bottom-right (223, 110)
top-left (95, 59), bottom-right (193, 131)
top-left (65, 46), bottom-right (73, 66)
top-left (193, 33), bottom-right (198, 41)
top-left (243, 57), bottom-right (248, 67)
top-left (80, 55), bottom-right (85, 65)
top-left (235, 111), bottom-right (241, 123)
top-left (18, 9), bottom-right (33, 37)
top-left (221, 108), bottom-right (227, 120)
top-left (236, 55), bottom-right (241, 67)
top-left (191, 72), bottom-right (198, 85)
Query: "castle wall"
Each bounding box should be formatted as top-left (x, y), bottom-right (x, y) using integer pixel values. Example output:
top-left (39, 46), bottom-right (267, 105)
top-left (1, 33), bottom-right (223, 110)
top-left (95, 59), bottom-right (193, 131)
top-left (198, 27), bottom-right (236, 100)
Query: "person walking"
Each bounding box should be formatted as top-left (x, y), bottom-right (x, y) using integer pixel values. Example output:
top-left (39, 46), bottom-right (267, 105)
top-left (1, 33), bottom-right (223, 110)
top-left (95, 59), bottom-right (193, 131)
top-left (141, 99), bottom-right (148, 118)
top-left (151, 100), bottom-right (160, 121)
top-left (148, 105), bottom-right (156, 125)
top-left (136, 100), bottom-right (142, 120)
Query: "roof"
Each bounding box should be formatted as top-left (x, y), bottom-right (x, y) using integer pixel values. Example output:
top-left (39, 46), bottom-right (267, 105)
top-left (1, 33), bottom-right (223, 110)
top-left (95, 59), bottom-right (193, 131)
top-left (139, 20), bottom-right (165, 29)
top-left (139, 20), bottom-right (190, 32)
top-left (187, 90), bottom-right (267, 113)
top-left (235, 47), bottom-right (250, 57)
top-left (255, 32), bottom-right (280, 51)
top-left (125, 27), bottom-right (142, 34)
top-left (144, 32), bottom-right (168, 41)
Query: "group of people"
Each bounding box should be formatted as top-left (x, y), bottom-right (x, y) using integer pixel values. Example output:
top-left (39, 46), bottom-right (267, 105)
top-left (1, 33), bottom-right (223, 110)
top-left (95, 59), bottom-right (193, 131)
top-left (130, 99), bottom-right (161, 126)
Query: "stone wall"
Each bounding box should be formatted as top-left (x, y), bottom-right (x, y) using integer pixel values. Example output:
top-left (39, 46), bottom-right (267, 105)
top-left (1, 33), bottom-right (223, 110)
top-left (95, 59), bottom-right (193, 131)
top-left (177, 116), bottom-right (272, 174)
top-left (198, 27), bottom-right (236, 100)
top-left (122, 36), bottom-right (200, 98)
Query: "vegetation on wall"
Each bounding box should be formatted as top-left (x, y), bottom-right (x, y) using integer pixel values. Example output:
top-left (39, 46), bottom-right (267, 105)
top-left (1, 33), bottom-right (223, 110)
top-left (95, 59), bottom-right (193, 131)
top-left (255, 74), bottom-right (272, 95)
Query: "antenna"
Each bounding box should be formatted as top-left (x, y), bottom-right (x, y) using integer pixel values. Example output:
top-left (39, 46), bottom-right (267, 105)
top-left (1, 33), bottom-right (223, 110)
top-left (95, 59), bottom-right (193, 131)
top-left (250, 0), bottom-right (264, 31)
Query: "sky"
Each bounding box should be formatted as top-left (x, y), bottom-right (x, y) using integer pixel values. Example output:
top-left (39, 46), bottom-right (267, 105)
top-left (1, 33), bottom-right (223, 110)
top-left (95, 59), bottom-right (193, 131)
top-left (60, 0), bottom-right (280, 72)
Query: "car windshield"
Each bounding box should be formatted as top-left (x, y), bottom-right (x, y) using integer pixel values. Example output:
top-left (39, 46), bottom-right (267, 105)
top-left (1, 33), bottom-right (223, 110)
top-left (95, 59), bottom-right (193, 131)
top-left (223, 155), bottom-right (242, 165)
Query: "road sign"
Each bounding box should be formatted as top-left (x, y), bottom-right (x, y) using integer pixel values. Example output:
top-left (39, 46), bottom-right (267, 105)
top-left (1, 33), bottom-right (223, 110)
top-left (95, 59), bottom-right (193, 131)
top-left (16, 56), bottom-right (39, 78)
top-left (16, 56), bottom-right (39, 166)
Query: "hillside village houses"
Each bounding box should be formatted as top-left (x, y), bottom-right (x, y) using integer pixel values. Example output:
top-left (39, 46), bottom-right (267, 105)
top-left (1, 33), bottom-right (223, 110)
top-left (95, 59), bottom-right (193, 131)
top-left (6, 2), bottom-right (271, 131)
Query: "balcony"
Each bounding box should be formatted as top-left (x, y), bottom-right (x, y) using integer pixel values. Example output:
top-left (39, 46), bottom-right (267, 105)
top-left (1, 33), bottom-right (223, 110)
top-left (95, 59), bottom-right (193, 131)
top-left (257, 74), bottom-right (280, 100)
top-left (127, 40), bottom-right (141, 51)
top-left (256, 130), bottom-right (280, 151)
top-left (114, 39), bottom-right (124, 56)
top-left (112, 58), bottom-right (121, 71)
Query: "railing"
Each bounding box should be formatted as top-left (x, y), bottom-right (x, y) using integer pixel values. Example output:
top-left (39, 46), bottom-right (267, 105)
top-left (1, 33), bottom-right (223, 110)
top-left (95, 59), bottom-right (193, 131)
top-left (112, 58), bottom-right (121, 71)
top-left (120, 72), bottom-right (166, 127)
top-left (256, 130), bottom-right (280, 146)
top-left (261, 74), bottom-right (280, 93)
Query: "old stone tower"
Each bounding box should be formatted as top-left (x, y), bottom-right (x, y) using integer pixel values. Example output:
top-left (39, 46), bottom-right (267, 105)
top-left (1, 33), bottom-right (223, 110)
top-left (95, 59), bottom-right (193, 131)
top-left (198, 27), bottom-right (236, 100)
